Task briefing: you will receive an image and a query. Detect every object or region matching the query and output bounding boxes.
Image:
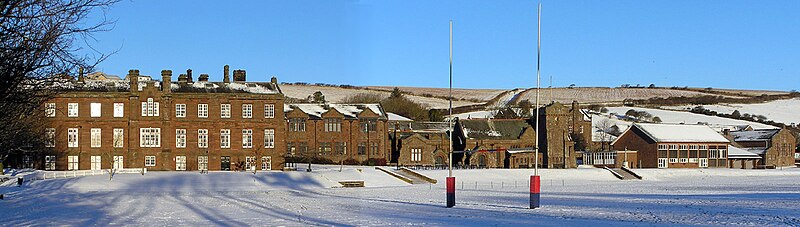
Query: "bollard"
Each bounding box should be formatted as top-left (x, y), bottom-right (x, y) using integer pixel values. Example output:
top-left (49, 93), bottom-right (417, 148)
top-left (530, 175), bottom-right (540, 209)
top-left (446, 177), bottom-right (456, 208)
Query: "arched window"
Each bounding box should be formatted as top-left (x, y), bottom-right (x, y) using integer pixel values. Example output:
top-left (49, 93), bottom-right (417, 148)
top-left (435, 156), bottom-right (443, 165)
top-left (478, 155), bottom-right (486, 167)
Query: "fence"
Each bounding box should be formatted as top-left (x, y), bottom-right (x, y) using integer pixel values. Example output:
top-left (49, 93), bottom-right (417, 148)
top-left (30, 168), bottom-right (147, 181)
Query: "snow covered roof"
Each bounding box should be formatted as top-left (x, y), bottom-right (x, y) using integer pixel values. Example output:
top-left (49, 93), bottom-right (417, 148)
top-left (730, 129), bottom-right (780, 142)
top-left (285, 103), bottom-right (385, 119)
top-left (618, 123), bottom-right (730, 143)
top-left (387, 112), bottom-right (412, 121)
top-left (460, 119), bottom-right (532, 140)
top-left (592, 130), bottom-right (618, 142)
top-left (507, 148), bottom-right (536, 154)
top-left (727, 145), bottom-right (762, 159)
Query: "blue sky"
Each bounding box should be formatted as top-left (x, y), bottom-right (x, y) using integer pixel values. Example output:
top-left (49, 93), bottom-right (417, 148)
top-left (87, 0), bottom-right (800, 91)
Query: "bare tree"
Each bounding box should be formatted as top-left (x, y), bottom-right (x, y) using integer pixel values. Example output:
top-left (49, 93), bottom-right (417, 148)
top-left (594, 119), bottom-right (614, 151)
top-left (0, 0), bottom-right (117, 169)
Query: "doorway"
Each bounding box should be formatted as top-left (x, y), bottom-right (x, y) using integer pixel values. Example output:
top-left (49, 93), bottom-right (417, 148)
top-left (221, 156), bottom-right (231, 171)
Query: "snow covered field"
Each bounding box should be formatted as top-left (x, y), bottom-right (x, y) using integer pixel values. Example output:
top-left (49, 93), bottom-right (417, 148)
top-left (665, 98), bottom-right (800, 126)
top-left (3, 165), bottom-right (800, 226)
top-left (605, 107), bottom-right (776, 129)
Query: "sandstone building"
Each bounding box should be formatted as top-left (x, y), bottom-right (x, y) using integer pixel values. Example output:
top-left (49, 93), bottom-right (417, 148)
top-left (41, 67), bottom-right (287, 171)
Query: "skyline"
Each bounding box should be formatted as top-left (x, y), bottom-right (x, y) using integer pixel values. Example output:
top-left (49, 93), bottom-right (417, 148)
top-left (84, 0), bottom-right (800, 91)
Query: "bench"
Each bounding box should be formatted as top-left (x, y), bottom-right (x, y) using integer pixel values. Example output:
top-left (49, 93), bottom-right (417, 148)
top-left (339, 180), bottom-right (365, 188)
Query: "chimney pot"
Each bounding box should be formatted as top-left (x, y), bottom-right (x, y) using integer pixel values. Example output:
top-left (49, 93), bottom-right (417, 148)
top-left (199, 74), bottom-right (209, 82)
top-left (186, 69), bottom-right (193, 82)
top-left (161, 70), bottom-right (172, 93)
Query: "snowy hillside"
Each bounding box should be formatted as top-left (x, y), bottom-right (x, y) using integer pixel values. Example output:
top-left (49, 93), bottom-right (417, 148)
top-left (605, 107), bottom-right (776, 129)
top-left (665, 98), bottom-right (800, 126)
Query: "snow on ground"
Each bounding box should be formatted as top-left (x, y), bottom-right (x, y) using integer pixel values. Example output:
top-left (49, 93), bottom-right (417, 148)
top-left (606, 107), bottom-right (776, 129)
top-left (3, 166), bottom-right (800, 226)
top-left (515, 88), bottom-right (723, 104)
top-left (367, 86), bottom-right (506, 102)
top-left (664, 98), bottom-right (800, 126)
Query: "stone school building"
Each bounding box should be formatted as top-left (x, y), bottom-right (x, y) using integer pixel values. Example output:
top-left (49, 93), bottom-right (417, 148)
top-left (30, 67), bottom-right (389, 171)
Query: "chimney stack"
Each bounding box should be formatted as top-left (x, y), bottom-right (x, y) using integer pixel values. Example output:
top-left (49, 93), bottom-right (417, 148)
top-left (161, 70), bottom-right (172, 93)
top-left (223, 65), bottom-right (230, 83)
top-left (199, 74), bottom-right (209, 82)
top-left (186, 69), bottom-right (193, 82)
top-left (128, 69), bottom-right (140, 92)
top-left (271, 76), bottom-right (278, 84)
top-left (233, 69), bottom-right (246, 82)
top-left (77, 67), bottom-right (85, 83)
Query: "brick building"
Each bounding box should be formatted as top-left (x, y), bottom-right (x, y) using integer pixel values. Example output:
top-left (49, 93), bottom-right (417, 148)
top-left (535, 101), bottom-right (592, 168)
top-left (40, 67), bottom-right (287, 171)
top-left (727, 128), bottom-right (796, 168)
top-left (283, 103), bottom-right (389, 164)
top-left (611, 123), bottom-right (730, 168)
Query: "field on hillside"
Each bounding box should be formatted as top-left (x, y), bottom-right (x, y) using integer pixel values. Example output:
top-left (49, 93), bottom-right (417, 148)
top-left (3, 166), bottom-right (800, 226)
top-left (515, 87), bottom-right (728, 104)
top-left (368, 86), bottom-right (507, 102)
top-left (605, 106), bottom-right (776, 129)
top-left (664, 98), bottom-right (800, 126)
top-left (280, 84), bottom-right (480, 109)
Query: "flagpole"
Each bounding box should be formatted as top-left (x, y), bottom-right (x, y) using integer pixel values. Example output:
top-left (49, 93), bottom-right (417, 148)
top-left (446, 20), bottom-right (456, 208)
top-left (530, 2), bottom-right (542, 209)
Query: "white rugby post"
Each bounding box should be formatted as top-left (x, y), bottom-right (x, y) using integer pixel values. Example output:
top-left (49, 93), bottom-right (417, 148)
top-left (446, 20), bottom-right (456, 208)
top-left (530, 2), bottom-right (542, 209)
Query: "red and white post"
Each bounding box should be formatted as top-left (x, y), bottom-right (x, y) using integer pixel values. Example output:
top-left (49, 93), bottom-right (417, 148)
top-left (446, 20), bottom-right (456, 208)
top-left (530, 3), bottom-right (542, 209)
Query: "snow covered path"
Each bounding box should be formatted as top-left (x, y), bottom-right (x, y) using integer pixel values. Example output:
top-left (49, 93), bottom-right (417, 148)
top-left (2, 167), bottom-right (800, 226)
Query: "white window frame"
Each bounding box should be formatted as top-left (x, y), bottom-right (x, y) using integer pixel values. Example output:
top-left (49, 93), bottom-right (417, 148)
top-left (220, 129), bottom-right (231, 148)
top-left (145, 156), bottom-right (156, 167)
top-left (45, 155), bottom-right (56, 170)
top-left (68, 156), bottom-right (79, 170)
top-left (198, 104), bottom-right (208, 118)
top-left (91, 156), bottom-right (101, 170)
top-left (411, 148), bottom-right (422, 162)
top-left (45, 103), bottom-right (56, 117)
top-left (198, 129), bottom-right (208, 148)
top-left (699, 158), bottom-right (709, 168)
top-left (176, 156), bottom-right (187, 171)
top-left (45, 128), bottom-right (55, 147)
top-left (658, 158), bottom-right (668, 168)
top-left (679, 158), bottom-right (688, 163)
top-left (245, 156), bottom-right (255, 171)
top-left (68, 103), bottom-right (78, 117)
top-left (669, 158), bottom-right (678, 163)
top-left (114, 103), bottom-right (124, 118)
top-left (139, 128), bottom-right (161, 148)
top-left (113, 155), bottom-right (124, 169)
top-left (264, 129), bottom-right (275, 148)
top-left (90, 128), bottom-right (101, 148)
top-left (90, 103), bottom-right (101, 117)
top-left (221, 104), bottom-right (231, 118)
top-left (264, 104), bottom-right (275, 118)
top-left (68, 128), bottom-right (79, 148)
top-left (141, 98), bottom-right (160, 117)
top-left (176, 129), bottom-right (187, 148)
top-left (261, 156), bottom-right (271, 171)
top-left (113, 128), bottom-right (124, 148)
top-left (242, 104), bottom-right (253, 118)
top-left (198, 156), bottom-right (208, 171)
top-left (242, 129), bottom-right (253, 148)
top-left (175, 104), bottom-right (186, 118)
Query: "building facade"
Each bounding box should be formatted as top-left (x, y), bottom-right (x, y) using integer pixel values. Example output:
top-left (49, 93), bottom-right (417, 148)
top-left (41, 68), bottom-right (287, 171)
top-left (284, 103), bottom-right (389, 165)
top-left (611, 123), bottom-right (730, 168)
top-left (728, 128), bottom-right (796, 168)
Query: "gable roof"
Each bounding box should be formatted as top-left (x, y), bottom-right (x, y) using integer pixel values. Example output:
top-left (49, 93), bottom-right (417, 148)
top-left (730, 129), bottom-right (780, 142)
top-left (460, 119), bottom-right (532, 140)
top-left (387, 112), bottom-right (413, 121)
top-left (284, 103), bottom-right (385, 120)
top-left (727, 145), bottom-right (762, 159)
top-left (614, 123), bottom-right (730, 144)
